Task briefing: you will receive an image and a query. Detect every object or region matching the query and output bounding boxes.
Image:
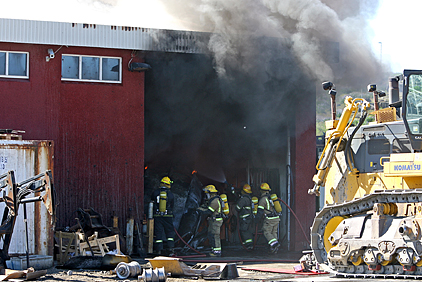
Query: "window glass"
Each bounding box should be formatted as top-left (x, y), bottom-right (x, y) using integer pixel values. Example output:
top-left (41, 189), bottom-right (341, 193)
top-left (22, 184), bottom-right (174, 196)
top-left (0, 52), bottom-right (5, 75)
top-left (368, 139), bottom-right (390, 155)
top-left (8, 53), bottom-right (27, 76)
top-left (406, 74), bottom-right (422, 135)
top-left (102, 58), bottom-right (119, 81)
top-left (61, 54), bottom-right (121, 83)
top-left (82, 57), bottom-right (99, 80)
top-left (62, 56), bottom-right (79, 79)
top-left (392, 138), bottom-right (412, 153)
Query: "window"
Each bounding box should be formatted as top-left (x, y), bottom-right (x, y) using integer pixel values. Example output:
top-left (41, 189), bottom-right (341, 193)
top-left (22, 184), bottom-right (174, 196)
top-left (392, 138), bottom-right (412, 153)
top-left (0, 51), bottom-right (29, 79)
top-left (61, 54), bottom-right (121, 83)
top-left (368, 139), bottom-right (390, 155)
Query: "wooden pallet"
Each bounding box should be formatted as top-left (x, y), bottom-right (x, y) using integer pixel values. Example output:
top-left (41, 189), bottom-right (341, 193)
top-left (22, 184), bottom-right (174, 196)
top-left (55, 231), bottom-right (120, 264)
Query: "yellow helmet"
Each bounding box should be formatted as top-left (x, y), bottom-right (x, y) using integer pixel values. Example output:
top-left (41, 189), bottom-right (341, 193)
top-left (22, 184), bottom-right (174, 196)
top-left (161, 176), bottom-right (172, 186)
top-left (243, 184), bottom-right (252, 194)
top-left (260, 183), bottom-right (271, 191)
top-left (204, 185), bottom-right (218, 193)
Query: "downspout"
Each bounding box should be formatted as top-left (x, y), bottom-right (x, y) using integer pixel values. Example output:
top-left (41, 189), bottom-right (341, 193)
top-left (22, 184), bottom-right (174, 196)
top-left (287, 127), bottom-right (291, 251)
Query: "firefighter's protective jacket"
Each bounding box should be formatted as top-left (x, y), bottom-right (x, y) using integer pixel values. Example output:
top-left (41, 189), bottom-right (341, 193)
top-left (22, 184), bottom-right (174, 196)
top-left (257, 192), bottom-right (279, 219)
top-left (198, 195), bottom-right (223, 219)
top-left (236, 194), bottom-right (253, 219)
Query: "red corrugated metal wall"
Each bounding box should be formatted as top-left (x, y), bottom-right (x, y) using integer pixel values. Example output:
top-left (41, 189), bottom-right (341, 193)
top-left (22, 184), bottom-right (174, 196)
top-left (0, 42), bottom-right (145, 232)
top-left (291, 88), bottom-right (316, 251)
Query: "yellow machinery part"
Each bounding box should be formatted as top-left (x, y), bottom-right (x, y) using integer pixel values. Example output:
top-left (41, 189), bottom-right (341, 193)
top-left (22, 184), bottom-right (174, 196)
top-left (381, 203), bottom-right (390, 215)
top-left (376, 253), bottom-right (393, 266)
top-left (375, 203), bottom-right (398, 216)
top-left (389, 203), bottom-right (398, 215)
top-left (148, 257), bottom-right (186, 276)
top-left (378, 203), bottom-right (398, 216)
top-left (103, 254), bottom-right (131, 266)
top-left (323, 216), bottom-right (345, 252)
top-left (416, 258), bottom-right (422, 267)
top-left (380, 259), bottom-right (393, 266)
top-left (350, 255), bottom-right (363, 266)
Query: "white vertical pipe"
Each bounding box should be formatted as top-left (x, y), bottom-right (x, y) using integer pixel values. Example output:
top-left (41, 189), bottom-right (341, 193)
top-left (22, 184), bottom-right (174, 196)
top-left (287, 127), bottom-right (291, 251)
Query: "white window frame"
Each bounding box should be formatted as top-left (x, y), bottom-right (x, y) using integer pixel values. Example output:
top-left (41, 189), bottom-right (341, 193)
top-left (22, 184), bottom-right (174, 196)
top-left (0, 51), bottom-right (29, 79)
top-left (61, 54), bottom-right (122, 83)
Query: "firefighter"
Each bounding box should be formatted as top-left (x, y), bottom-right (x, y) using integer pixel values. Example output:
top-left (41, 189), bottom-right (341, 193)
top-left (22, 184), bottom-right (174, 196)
top-left (257, 182), bottom-right (281, 253)
top-left (235, 184), bottom-right (254, 250)
top-left (151, 176), bottom-right (175, 255)
top-left (198, 185), bottom-right (224, 257)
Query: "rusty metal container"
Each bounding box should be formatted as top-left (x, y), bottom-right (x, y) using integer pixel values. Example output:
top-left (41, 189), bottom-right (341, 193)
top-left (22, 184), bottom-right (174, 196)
top-left (0, 137), bottom-right (54, 256)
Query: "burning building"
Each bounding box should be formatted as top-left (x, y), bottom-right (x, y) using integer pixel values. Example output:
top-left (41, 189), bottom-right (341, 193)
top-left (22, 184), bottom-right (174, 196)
top-left (143, 37), bottom-right (316, 251)
top-left (0, 0), bottom-right (382, 255)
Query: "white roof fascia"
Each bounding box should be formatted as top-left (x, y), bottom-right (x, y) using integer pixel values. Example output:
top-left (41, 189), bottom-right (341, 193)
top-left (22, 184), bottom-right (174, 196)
top-left (0, 18), bottom-right (210, 53)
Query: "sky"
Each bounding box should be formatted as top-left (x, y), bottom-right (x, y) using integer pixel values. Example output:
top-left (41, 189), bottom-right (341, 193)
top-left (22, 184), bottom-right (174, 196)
top-left (369, 0), bottom-right (421, 72)
top-left (0, 0), bottom-right (418, 73)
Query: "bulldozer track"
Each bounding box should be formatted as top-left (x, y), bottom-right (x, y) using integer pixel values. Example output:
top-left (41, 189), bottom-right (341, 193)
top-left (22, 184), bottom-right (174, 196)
top-left (334, 270), bottom-right (422, 279)
top-left (311, 188), bottom-right (422, 278)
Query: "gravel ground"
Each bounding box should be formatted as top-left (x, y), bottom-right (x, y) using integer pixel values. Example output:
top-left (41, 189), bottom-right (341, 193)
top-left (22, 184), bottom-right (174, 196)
top-left (20, 249), bottom-right (334, 281)
top-left (39, 268), bottom-right (118, 281)
top-left (33, 259), bottom-right (326, 282)
top-left (33, 260), bottom-right (413, 282)
top-left (34, 264), bottom-right (322, 282)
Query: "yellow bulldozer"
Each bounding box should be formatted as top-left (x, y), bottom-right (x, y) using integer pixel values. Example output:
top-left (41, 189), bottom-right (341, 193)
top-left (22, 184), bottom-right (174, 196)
top-left (308, 70), bottom-right (422, 278)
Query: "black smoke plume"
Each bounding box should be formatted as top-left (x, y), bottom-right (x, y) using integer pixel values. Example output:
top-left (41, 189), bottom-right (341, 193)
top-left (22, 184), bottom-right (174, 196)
top-left (144, 0), bottom-right (383, 176)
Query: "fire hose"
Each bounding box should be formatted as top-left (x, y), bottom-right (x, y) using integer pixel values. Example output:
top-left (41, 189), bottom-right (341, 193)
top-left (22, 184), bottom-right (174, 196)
top-left (236, 198), bottom-right (310, 248)
top-left (173, 226), bottom-right (206, 257)
top-left (278, 198), bottom-right (310, 245)
top-left (173, 197), bottom-right (310, 257)
top-left (174, 221), bottom-right (296, 263)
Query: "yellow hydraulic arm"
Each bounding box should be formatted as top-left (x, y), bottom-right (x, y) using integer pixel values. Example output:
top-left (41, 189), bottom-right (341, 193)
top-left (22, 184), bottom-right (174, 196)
top-left (308, 96), bottom-right (370, 196)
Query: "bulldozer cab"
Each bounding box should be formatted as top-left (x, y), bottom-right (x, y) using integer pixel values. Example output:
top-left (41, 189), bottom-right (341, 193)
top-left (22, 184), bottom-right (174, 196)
top-left (403, 70), bottom-right (422, 151)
